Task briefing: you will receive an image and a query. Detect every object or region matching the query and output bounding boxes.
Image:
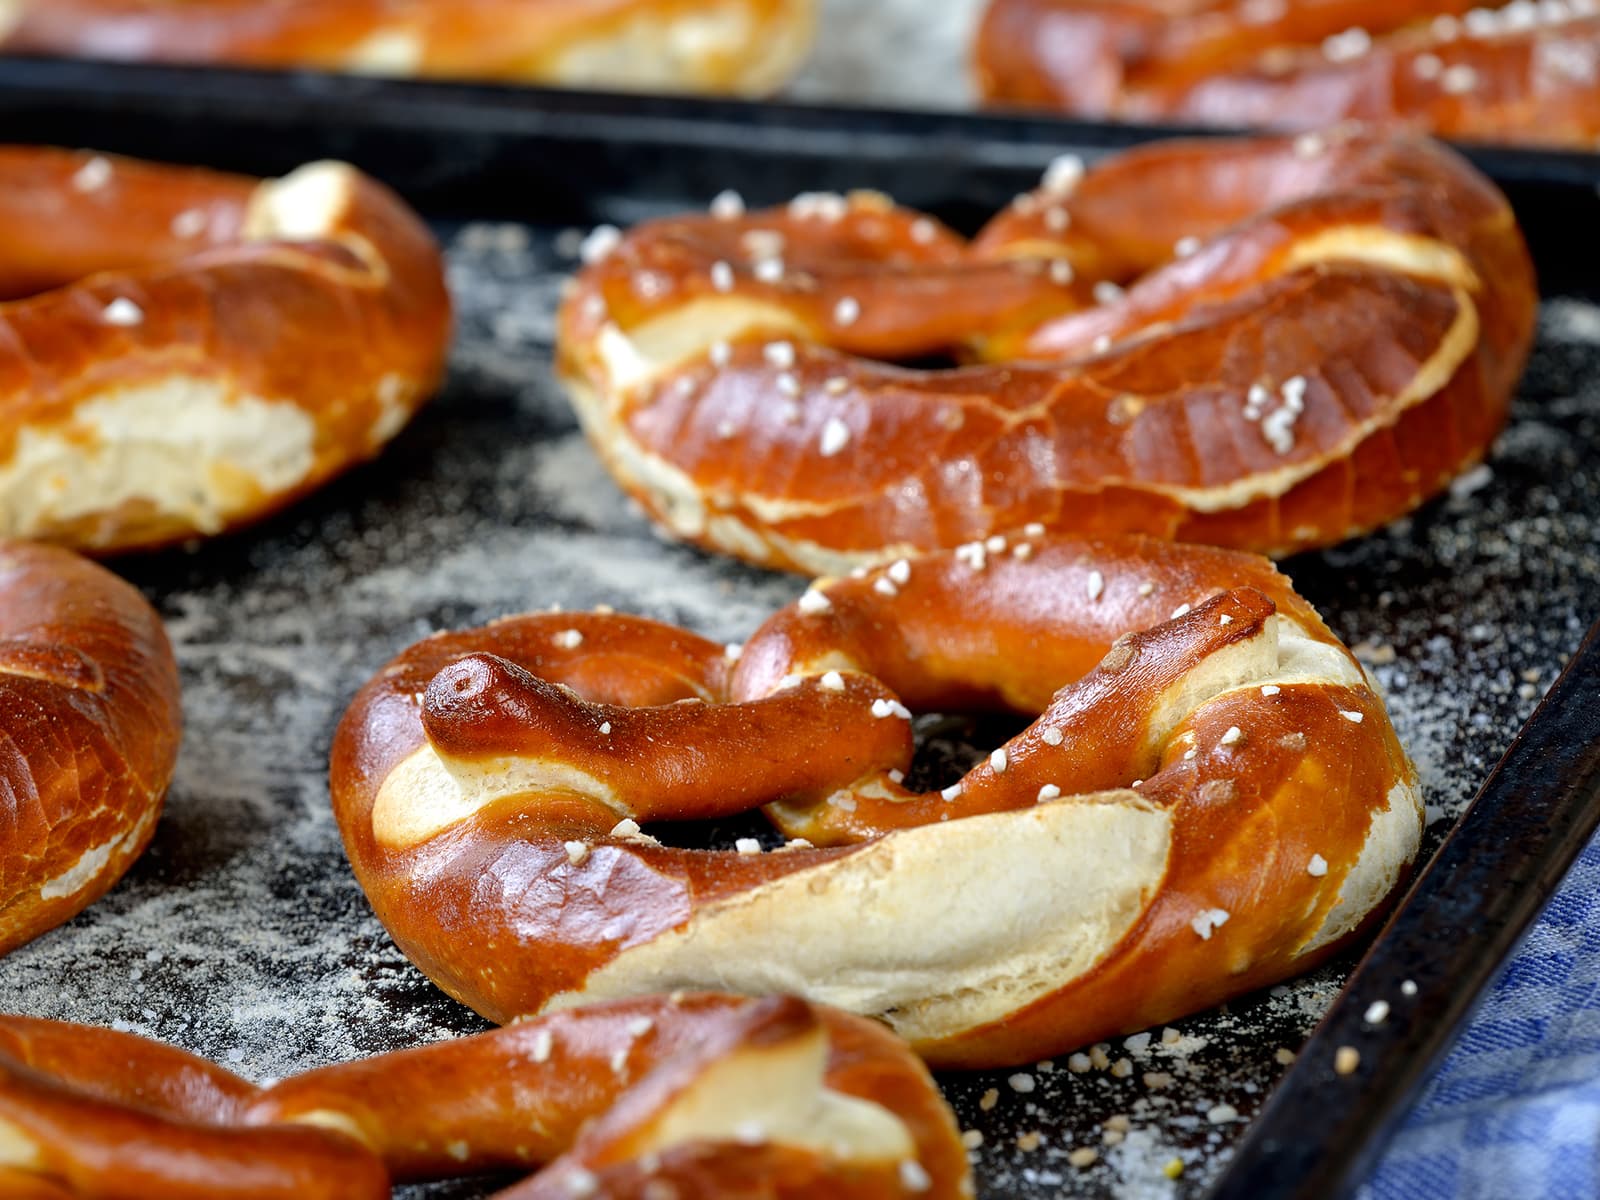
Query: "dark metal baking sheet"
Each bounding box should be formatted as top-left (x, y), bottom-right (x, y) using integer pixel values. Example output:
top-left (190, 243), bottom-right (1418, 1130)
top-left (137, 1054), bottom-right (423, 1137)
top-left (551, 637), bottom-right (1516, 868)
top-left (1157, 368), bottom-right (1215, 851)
top-left (0, 55), bottom-right (1599, 287)
top-left (0, 67), bottom-right (1598, 1199)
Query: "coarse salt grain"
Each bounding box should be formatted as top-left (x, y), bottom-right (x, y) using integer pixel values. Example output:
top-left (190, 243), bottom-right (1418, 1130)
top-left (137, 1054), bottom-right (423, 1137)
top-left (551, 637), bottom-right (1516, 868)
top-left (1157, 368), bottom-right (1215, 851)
top-left (898, 1160), bottom-right (932, 1193)
top-left (710, 261), bottom-right (735, 291)
top-left (1308, 854), bottom-right (1329, 876)
top-left (710, 189), bottom-right (745, 219)
top-left (1037, 784), bottom-right (1062, 803)
top-left (552, 629), bottom-right (584, 649)
top-left (1341, 710), bottom-right (1365, 723)
top-left (819, 417), bottom-right (851, 457)
top-left (102, 298), bottom-right (144, 327)
top-left (1262, 684), bottom-right (1281, 696)
top-left (834, 296), bottom-right (861, 326)
top-left (1008, 1072), bottom-right (1036, 1093)
top-left (1086, 569), bottom-right (1105, 601)
top-left (735, 838), bottom-right (763, 855)
top-left (1041, 726), bottom-right (1064, 746)
top-left (1190, 908), bottom-right (1231, 939)
top-left (819, 671), bottom-right (845, 692)
top-left (798, 589), bottom-right (832, 615)
top-left (564, 841), bottom-right (590, 866)
top-left (1043, 154), bottom-right (1085, 194)
top-left (1365, 1000), bottom-right (1391, 1025)
top-left (72, 156), bottom-right (113, 192)
top-left (940, 782), bottom-right (964, 801)
top-left (579, 225), bottom-right (622, 264)
top-left (1219, 726), bottom-right (1243, 747)
top-left (990, 748), bottom-right (1009, 773)
top-left (871, 698), bottom-right (912, 720)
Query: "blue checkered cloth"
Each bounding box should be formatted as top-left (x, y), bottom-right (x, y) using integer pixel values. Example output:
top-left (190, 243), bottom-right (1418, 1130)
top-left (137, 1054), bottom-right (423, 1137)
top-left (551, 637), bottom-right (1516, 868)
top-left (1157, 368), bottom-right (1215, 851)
top-left (1360, 835), bottom-right (1600, 1199)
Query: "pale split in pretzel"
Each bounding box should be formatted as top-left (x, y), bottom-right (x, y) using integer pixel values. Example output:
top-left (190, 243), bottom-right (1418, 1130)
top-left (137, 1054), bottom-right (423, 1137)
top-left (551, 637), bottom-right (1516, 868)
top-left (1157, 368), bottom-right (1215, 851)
top-left (555, 128), bottom-right (1535, 575)
top-left (0, 0), bottom-right (817, 96)
top-left (332, 533), bottom-right (1422, 1068)
top-left (0, 146), bottom-right (451, 554)
top-left (0, 541), bottom-right (182, 959)
top-left (0, 995), bottom-right (969, 1199)
top-left (976, 0), bottom-right (1600, 148)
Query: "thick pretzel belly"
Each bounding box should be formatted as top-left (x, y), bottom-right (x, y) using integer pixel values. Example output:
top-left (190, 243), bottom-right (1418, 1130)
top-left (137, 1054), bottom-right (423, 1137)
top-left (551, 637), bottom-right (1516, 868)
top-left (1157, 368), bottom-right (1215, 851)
top-left (333, 533), bottom-right (1420, 1068)
top-left (0, 997), bottom-right (968, 1199)
top-left (0, 147), bottom-right (450, 554)
top-left (557, 130), bottom-right (1534, 575)
top-left (976, 0), bottom-right (1600, 148)
top-left (0, 541), bottom-right (181, 958)
top-left (0, 0), bottom-right (816, 96)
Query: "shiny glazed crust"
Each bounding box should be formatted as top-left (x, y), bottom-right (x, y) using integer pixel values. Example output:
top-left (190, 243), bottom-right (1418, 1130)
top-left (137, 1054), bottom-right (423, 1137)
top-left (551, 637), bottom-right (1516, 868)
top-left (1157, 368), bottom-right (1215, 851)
top-left (0, 541), bottom-right (181, 957)
top-left (332, 533), bottom-right (1422, 1068)
top-left (0, 0), bottom-right (817, 96)
top-left (556, 130), bottom-right (1535, 575)
top-left (0, 146), bottom-right (450, 554)
top-left (975, 0), bottom-right (1600, 147)
top-left (0, 996), bottom-right (969, 1199)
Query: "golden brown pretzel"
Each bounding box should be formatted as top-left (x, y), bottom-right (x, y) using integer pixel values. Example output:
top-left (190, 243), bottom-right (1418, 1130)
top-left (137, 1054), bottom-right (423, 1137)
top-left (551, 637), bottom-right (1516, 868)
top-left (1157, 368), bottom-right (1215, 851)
top-left (0, 995), bottom-right (968, 1199)
top-left (976, 0), bottom-right (1600, 147)
top-left (556, 129), bottom-right (1535, 575)
top-left (332, 533), bottom-right (1420, 1068)
top-left (0, 146), bottom-right (450, 554)
top-left (0, 541), bottom-right (181, 957)
top-left (0, 0), bottom-right (816, 96)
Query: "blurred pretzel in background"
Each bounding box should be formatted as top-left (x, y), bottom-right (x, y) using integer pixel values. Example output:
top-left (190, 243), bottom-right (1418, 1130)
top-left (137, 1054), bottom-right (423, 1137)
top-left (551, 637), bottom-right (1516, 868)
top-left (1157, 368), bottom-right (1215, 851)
top-left (0, 0), bottom-right (817, 96)
top-left (0, 994), bottom-right (968, 1198)
top-left (976, 0), bottom-right (1600, 148)
top-left (557, 129), bottom-right (1534, 575)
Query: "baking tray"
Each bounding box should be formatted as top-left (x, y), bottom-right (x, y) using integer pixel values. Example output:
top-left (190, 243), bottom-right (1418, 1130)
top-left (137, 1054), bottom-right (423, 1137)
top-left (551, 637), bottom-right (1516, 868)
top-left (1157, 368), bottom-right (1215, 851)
top-left (1, 61), bottom-right (1599, 1199)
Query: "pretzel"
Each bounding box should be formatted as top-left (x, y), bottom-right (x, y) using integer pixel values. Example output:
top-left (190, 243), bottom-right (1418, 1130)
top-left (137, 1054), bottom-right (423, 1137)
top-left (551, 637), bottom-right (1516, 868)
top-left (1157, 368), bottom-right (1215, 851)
top-left (0, 0), bottom-right (816, 96)
top-left (556, 129), bottom-right (1535, 575)
top-left (0, 146), bottom-right (450, 554)
top-left (332, 533), bottom-right (1421, 1068)
top-left (0, 994), bottom-right (968, 1199)
top-left (0, 541), bottom-right (181, 958)
top-left (976, 0), bottom-right (1600, 147)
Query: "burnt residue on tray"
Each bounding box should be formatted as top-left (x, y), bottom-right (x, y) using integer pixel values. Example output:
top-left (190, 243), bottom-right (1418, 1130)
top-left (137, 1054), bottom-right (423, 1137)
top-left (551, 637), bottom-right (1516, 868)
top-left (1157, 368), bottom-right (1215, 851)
top-left (0, 223), bottom-right (1596, 1200)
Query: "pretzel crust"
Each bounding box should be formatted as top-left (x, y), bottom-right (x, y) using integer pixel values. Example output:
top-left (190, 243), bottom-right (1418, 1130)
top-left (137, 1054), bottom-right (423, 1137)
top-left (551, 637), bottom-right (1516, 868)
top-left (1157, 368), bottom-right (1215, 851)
top-left (0, 541), bottom-right (181, 958)
top-left (556, 130), bottom-right (1534, 575)
top-left (0, 146), bottom-right (450, 554)
top-left (333, 533), bottom-right (1420, 1068)
top-left (0, 0), bottom-right (817, 96)
top-left (0, 995), bottom-right (968, 1199)
top-left (976, 0), bottom-right (1600, 148)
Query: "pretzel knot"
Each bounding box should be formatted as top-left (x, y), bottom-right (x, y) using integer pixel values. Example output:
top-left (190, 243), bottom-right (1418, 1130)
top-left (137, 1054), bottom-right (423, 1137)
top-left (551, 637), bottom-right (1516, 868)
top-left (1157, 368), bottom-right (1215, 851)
top-left (0, 994), bottom-right (968, 1198)
top-left (333, 534), bottom-right (1421, 1068)
top-left (0, 147), bottom-right (450, 554)
top-left (977, 0), bottom-right (1600, 149)
top-left (556, 128), bottom-right (1534, 575)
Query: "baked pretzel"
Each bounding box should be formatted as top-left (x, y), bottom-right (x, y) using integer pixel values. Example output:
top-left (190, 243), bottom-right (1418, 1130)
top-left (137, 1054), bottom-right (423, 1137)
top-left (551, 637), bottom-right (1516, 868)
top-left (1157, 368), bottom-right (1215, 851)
top-left (0, 541), bottom-right (181, 958)
top-left (332, 533), bottom-right (1421, 1068)
top-left (0, 146), bottom-right (450, 554)
top-left (0, 0), bottom-right (816, 96)
top-left (977, 0), bottom-right (1600, 148)
top-left (556, 129), bottom-right (1535, 575)
top-left (0, 995), bottom-right (967, 1199)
